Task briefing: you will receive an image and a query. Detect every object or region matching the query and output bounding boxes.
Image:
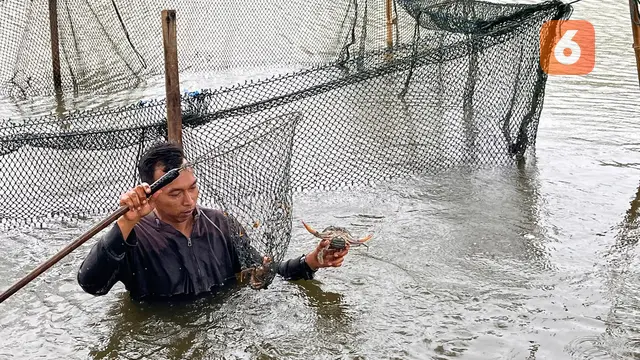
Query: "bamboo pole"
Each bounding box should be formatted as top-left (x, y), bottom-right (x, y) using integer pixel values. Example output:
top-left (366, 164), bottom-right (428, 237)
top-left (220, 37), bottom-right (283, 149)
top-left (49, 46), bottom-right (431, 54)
top-left (49, 0), bottom-right (62, 94)
top-left (162, 9), bottom-right (182, 147)
top-left (386, 0), bottom-right (393, 50)
top-left (629, 0), bottom-right (640, 87)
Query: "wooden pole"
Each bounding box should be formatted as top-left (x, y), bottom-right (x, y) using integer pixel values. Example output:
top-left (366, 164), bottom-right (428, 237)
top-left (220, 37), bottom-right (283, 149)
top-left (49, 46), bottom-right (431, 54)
top-left (0, 168), bottom-right (182, 304)
top-left (49, 0), bottom-right (62, 94)
top-left (385, 0), bottom-right (393, 50)
top-left (162, 9), bottom-right (182, 147)
top-left (629, 0), bottom-right (640, 87)
top-left (0, 207), bottom-right (129, 304)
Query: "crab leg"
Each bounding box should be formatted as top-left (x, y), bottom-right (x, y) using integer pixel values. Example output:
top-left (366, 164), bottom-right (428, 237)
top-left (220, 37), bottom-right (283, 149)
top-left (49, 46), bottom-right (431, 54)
top-left (349, 234), bottom-right (373, 247)
top-left (301, 221), bottom-right (322, 238)
top-left (357, 234), bottom-right (373, 243)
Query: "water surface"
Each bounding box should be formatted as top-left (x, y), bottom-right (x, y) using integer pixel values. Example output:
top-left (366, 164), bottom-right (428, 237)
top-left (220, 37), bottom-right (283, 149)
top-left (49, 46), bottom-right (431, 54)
top-left (2, 0), bottom-right (640, 359)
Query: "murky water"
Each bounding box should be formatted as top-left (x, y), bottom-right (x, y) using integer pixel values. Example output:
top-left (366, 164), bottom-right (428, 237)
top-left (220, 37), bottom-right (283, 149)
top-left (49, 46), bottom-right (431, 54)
top-left (2, 0), bottom-right (640, 359)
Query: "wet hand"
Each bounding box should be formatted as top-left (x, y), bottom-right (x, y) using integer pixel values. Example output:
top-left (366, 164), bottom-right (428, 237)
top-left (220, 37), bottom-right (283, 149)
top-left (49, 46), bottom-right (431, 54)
top-left (119, 183), bottom-right (161, 222)
top-left (305, 239), bottom-right (350, 270)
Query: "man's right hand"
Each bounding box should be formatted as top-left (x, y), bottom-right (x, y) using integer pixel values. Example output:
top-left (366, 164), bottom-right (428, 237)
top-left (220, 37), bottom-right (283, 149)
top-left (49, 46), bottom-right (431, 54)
top-left (119, 183), bottom-right (159, 222)
top-left (116, 184), bottom-right (162, 240)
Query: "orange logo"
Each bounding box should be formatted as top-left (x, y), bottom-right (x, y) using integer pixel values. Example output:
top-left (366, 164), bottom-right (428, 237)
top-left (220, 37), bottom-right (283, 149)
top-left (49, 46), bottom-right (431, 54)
top-left (540, 20), bottom-right (595, 75)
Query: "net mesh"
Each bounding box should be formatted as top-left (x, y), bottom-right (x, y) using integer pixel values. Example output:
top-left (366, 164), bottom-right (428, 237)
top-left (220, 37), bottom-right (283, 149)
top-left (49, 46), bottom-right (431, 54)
top-left (0, 0), bottom-right (572, 288)
top-left (189, 113), bottom-right (300, 288)
top-left (0, 0), bottom-right (413, 98)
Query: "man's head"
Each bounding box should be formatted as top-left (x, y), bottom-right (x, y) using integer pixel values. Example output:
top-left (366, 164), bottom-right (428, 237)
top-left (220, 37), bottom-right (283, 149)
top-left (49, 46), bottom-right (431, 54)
top-left (138, 141), bottom-right (199, 223)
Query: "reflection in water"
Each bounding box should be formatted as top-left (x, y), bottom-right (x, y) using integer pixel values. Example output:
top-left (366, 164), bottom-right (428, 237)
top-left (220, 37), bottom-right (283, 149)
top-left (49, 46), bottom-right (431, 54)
top-left (1, 1), bottom-right (640, 358)
top-left (295, 279), bottom-right (349, 323)
top-left (433, 159), bottom-right (549, 268)
top-left (89, 288), bottom-right (241, 360)
top-left (515, 159), bottom-right (552, 271)
top-left (611, 184), bottom-right (640, 249)
top-left (54, 91), bottom-right (68, 129)
top-left (88, 278), bottom-right (353, 360)
top-left (594, 183), bottom-right (640, 359)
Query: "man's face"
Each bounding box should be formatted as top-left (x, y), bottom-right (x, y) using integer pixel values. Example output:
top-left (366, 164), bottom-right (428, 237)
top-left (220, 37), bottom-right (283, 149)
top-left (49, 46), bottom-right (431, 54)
top-left (152, 162), bottom-right (199, 223)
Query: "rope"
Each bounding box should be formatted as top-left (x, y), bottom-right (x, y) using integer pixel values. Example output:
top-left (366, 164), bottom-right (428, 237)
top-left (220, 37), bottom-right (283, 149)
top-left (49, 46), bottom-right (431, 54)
top-left (111, 0), bottom-right (147, 69)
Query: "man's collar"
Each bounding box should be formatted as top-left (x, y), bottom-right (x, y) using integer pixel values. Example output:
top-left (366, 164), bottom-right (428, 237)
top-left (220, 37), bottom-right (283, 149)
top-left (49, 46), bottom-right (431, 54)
top-left (150, 206), bottom-right (202, 229)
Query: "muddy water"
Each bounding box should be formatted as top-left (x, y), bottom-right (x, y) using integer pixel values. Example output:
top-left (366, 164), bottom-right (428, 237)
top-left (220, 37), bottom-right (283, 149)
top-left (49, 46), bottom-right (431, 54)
top-left (2, 0), bottom-right (640, 359)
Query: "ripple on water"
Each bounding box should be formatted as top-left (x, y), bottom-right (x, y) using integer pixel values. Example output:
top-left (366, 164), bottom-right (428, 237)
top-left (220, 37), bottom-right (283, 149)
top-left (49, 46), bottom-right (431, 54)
top-left (2, 1), bottom-right (640, 359)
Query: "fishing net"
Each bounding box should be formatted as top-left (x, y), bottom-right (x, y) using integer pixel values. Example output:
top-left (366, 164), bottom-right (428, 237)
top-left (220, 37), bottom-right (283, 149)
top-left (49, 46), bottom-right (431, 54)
top-left (1, 0), bottom-right (407, 98)
top-left (188, 113), bottom-right (300, 289)
top-left (0, 0), bottom-right (572, 288)
top-left (1, 0), bottom-right (570, 98)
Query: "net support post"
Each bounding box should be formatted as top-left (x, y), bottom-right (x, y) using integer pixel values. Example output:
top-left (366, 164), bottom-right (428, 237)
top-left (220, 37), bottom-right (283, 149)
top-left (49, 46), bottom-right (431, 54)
top-left (386, 0), bottom-right (393, 49)
top-left (629, 0), bottom-right (640, 88)
top-left (385, 0), bottom-right (394, 60)
top-left (49, 0), bottom-right (62, 94)
top-left (162, 9), bottom-right (183, 147)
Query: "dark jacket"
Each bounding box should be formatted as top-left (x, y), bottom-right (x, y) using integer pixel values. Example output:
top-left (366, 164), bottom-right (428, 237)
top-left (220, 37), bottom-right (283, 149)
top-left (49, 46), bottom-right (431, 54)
top-left (77, 207), bottom-right (315, 301)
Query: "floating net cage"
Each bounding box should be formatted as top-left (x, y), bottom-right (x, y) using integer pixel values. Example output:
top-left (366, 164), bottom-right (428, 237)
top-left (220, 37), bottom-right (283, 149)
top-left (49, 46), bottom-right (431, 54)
top-left (0, 0), bottom-right (572, 287)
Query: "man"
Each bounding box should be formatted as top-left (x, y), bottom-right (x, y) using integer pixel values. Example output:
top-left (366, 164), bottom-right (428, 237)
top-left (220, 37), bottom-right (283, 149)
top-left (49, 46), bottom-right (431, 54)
top-left (77, 141), bottom-right (349, 301)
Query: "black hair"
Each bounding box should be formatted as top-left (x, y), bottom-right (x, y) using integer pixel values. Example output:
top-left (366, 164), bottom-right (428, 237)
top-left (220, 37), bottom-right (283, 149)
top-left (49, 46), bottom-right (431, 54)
top-left (138, 141), bottom-right (185, 184)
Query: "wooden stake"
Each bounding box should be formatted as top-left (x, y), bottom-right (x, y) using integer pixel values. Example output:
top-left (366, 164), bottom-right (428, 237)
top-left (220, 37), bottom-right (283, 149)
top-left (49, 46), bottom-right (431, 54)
top-left (49, 0), bottom-right (62, 94)
top-left (385, 0), bottom-right (393, 50)
top-left (0, 168), bottom-right (182, 305)
top-left (629, 0), bottom-right (640, 87)
top-left (162, 9), bottom-right (182, 146)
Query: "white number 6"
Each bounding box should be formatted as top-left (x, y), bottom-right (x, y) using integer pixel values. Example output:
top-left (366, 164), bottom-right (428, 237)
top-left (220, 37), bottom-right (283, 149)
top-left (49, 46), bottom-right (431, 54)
top-left (554, 30), bottom-right (581, 65)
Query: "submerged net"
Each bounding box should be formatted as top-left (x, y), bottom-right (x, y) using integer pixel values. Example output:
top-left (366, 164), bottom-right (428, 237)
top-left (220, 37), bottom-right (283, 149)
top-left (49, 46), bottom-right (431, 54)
top-left (0, 0), bottom-right (572, 287)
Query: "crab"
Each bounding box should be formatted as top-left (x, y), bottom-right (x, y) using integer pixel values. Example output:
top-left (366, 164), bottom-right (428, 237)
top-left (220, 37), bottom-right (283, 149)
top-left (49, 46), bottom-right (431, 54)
top-left (237, 261), bottom-right (275, 290)
top-left (301, 221), bottom-right (373, 265)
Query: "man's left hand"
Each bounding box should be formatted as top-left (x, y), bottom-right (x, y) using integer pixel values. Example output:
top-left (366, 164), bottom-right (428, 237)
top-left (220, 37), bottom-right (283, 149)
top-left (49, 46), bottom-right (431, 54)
top-left (305, 239), bottom-right (350, 270)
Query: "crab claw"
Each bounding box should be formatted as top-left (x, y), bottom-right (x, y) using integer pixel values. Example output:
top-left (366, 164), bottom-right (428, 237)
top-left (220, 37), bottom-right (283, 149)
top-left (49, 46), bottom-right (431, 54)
top-left (301, 220), bottom-right (322, 238)
top-left (349, 234), bottom-right (373, 248)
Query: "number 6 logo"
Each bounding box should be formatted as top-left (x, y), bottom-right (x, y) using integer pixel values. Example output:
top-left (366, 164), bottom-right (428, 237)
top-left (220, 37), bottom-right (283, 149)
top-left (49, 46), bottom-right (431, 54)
top-left (541, 20), bottom-right (595, 75)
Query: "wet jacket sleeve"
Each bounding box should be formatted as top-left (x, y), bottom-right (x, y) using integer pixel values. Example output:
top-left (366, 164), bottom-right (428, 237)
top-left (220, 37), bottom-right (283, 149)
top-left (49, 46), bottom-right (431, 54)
top-left (235, 238), bottom-right (316, 280)
top-left (229, 222), bottom-right (316, 280)
top-left (77, 223), bottom-right (136, 295)
top-left (277, 255), bottom-right (317, 281)
top-left (219, 212), bottom-right (316, 281)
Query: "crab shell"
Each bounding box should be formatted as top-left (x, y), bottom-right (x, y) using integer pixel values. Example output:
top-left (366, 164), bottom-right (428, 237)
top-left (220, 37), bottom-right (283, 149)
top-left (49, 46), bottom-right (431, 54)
top-left (321, 226), bottom-right (355, 250)
top-left (329, 235), bottom-right (349, 250)
top-left (302, 222), bottom-right (372, 249)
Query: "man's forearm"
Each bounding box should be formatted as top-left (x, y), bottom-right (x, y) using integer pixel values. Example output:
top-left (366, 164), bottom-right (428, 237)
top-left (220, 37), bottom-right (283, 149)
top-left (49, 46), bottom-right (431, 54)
top-left (77, 224), bottom-right (135, 295)
top-left (117, 216), bottom-right (138, 240)
top-left (277, 255), bottom-right (316, 281)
